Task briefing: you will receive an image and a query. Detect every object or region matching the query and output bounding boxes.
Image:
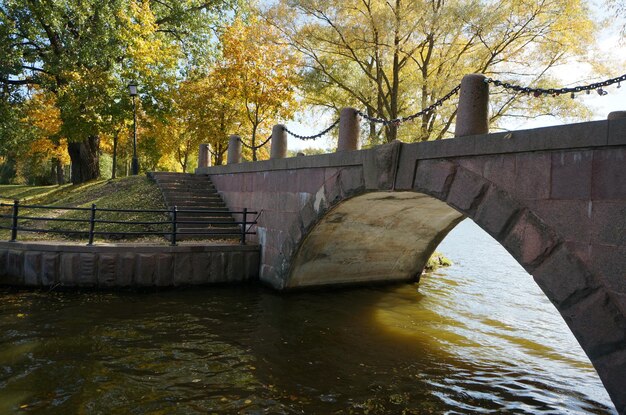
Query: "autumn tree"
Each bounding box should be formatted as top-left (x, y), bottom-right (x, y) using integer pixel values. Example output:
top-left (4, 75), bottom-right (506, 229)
top-left (22, 91), bottom-right (70, 184)
top-left (178, 70), bottom-right (242, 166)
top-left (0, 0), bottom-right (234, 183)
top-left (220, 16), bottom-right (300, 160)
top-left (266, 0), bottom-right (597, 144)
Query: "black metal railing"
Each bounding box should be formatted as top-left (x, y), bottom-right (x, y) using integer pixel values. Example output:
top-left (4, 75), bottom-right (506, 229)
top-left (0, 201), bottom-right (257, 246)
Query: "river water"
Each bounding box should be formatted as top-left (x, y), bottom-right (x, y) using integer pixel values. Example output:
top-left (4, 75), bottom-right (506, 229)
top-left (0, 220), bottom-right (616, 414)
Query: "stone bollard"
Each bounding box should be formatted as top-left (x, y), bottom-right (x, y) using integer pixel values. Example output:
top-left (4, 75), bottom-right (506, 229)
top-left (227, 135), bottom-right (242, 164)
top-left (608, 111), bottom-right (626, 120)
top-left (337, 107), bottom-right (361, 151)
top-left (455, 74), bottom-right (489, 137)
top-left (270, 124), bottom-right (288, 159)
top-left (197, 144), bottom-right (211, 168)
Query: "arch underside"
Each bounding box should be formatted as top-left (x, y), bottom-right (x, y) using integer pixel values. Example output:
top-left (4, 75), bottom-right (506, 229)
top-left (287, 192), bottom-right (464, 288)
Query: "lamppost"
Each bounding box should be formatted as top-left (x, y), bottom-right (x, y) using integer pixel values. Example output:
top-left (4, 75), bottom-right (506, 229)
top-left (128, 82), bottom-right (139, 175)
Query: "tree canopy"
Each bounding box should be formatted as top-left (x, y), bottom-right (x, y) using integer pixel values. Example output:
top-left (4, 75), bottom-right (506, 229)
top-left (266, 0), bottom-right (598, 144)
top-left (0, 0), bottom-right (233, 182)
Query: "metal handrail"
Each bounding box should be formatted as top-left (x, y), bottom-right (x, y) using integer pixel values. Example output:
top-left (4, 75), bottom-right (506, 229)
top-left (0, 201), bottom-right (257, 246)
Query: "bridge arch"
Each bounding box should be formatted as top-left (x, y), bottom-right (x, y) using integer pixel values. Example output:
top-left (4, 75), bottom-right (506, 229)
top-left (278, 162), bottom-right (625, 413)
top-left (203, 122), bottom-right (626, 411)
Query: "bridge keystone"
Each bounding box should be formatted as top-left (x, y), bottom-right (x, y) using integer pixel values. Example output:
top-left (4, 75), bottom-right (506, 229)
top-left (363, 140), bottom-right (402, 190)
top-left (338, 167), bottom-right (365, 197)
top-left (413, 159), bottom-right (457, 199)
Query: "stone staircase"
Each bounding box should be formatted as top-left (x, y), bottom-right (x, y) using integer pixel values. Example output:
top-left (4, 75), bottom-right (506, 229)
top-left (149, 172), bottom-right (241, 241)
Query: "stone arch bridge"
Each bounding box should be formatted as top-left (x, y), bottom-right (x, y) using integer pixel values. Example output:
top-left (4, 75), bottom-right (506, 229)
top-left (198, 117), bottom-right (626, 412)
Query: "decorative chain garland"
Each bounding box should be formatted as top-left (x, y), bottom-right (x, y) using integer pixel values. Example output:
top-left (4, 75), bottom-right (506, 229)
top-left (283, 118), bottom-right (340, 140)
top-left (357, 84), bottom-right (462, 126)
top-left (239, 135), bottom-right (272, 150)
top-left (232, 73), bottom-right (624, 145)
top-left (484, 74), bottom-right (625, 98)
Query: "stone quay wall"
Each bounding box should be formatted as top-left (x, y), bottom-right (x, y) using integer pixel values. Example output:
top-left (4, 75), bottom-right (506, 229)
top-left (0, 242), bottom-right (259, 288)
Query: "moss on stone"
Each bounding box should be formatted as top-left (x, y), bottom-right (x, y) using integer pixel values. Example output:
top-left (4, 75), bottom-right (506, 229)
top-left (425, 251), bottom-right (453, 271)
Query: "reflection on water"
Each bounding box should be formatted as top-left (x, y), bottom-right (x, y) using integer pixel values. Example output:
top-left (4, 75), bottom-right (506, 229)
top-left (0, 220), bottom-right (615, 414)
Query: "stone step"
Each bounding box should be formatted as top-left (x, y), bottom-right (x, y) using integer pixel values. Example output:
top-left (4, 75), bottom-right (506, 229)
top-left (166, 203), bottom-right (227, 209)
top-left (164, 195), bottom-right (223, 201)
top-left (173, 234), bottom-right (240, 242)
top-left (155, 179), bottom-right (213, 186)
top-left (178, 227), bottom-right (241, 233)
top-left (172, 227), bottom-right (242, 241)
top-left (155, 176), bottom-right (213, 181)
top-left (159, 188), bottom-right (217, 194)
top-left (175, 216), bottom-right (235, 222)
top-left (150, 171), bottom-right (241, 241)
top-left (157, 184), bottom-right (213, 189)
top-left (168, 204), bottom-right (229, 216)
top-left (177, 222), bottom-right (237, 228)
top-left (151, 172), bottom-right (208, 179)
top-left (166, 199), bottom-right (224, 205)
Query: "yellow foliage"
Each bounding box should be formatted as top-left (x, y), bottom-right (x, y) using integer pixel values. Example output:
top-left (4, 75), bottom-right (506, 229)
top-left (22, 92), bottom-right (70, 164)
top-left (218, 15), bottom-right (301, 159)
top-left (24, 92), bottom-right (61, 138)
top-left (119, 1), bottom-right (180, 86)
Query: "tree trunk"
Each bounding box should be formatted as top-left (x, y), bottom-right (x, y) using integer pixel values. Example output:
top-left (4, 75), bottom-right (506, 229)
top-left (68, 135), bottom-right (100, 184)
top-left (215, 143), bottom-right (224, 165)
top-left (251, 125), bottom-right (258, 161)
top-left (54, 158), bottom-right (65, 184)
top-left (112, 131), bottom-right (118, 179)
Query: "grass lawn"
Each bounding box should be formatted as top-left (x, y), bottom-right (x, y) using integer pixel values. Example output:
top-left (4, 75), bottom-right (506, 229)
top-left (0, 176), bottom-right (170, 244)
top-left (0, 184), bottom-right (73, 202)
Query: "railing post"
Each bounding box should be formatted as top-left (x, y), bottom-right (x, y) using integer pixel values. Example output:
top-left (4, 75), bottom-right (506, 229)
top-left (87, 203), bottom-right (96, 245)
top-left (241, 208), bottom-right (248, 245)
top-left (170, 206), bottom-right (178, 246)
top-left (227, 135), bottom-right (242, 164)
top-left (270, 124), bottom-right (288, 159)
top-left (337, 107), bottom-right (361, 152)
top-left (10, 200), bottom-right (19, 242)
top-left (455, 73), bottom-right (489, 137)
top-left (197, 144), bottom-right (211, 169)
top-left (608, 111), bottom-right (626, 120)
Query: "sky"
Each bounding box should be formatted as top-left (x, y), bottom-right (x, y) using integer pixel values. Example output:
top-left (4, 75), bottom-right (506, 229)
top-left (282, 1), bottom-right (626, 151)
